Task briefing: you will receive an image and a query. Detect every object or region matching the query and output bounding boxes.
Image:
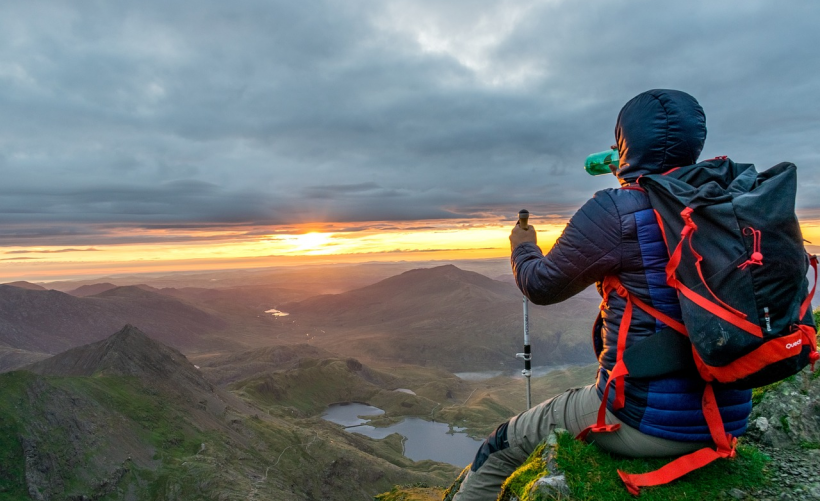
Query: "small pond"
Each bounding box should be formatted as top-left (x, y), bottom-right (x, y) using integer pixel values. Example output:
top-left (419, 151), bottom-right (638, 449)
top-left (321, 402), bottom-right (384, 427)
top-left (265, 309), bottom-right (289, 317)
top-left (322, 403), bottom-right (482, 467)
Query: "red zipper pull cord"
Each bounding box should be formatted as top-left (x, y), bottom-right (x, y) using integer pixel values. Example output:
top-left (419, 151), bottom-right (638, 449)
top-left (738, 227), bottom-right (763, 270)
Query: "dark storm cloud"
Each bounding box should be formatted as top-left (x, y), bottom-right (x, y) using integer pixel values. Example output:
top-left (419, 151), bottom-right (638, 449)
top-left (1, 0), bottom-right (819, 246)
top-left (302, 182), bottom-right (408, 199)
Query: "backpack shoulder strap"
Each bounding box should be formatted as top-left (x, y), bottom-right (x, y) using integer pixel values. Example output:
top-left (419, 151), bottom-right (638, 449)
top-left (576, 276), bottom-right (688, 441)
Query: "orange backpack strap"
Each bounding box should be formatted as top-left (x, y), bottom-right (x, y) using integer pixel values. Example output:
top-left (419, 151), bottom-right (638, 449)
top-left (576, 277), bottom-right (688, 442)
top-left (664, 208), bottom-right (763, 337)
top-left (576, 276), bottom-right (739, 496)
top-left (617, 383), bottom-right (736, 495)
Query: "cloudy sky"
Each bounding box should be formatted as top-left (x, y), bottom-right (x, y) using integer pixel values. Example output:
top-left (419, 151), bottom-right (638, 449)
top-left (2, 0), bottom-right (820, 280)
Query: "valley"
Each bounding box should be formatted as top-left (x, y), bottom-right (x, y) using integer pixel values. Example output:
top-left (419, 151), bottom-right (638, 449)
top-left (0, 261), bottom-right (600, 500)
top-left (0, 261), bottom-right (600, 374)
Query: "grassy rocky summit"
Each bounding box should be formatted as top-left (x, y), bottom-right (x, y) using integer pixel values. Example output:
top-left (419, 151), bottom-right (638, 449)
top-left (379, 312), bottom-right (820, 501)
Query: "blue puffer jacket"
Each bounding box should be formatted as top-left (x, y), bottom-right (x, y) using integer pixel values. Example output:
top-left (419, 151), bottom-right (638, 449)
top-left (512, 90), bottom-right (752, 441)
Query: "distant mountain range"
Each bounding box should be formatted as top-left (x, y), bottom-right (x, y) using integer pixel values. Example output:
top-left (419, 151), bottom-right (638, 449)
top-left (0, 264), bottom-right (602, 374)
top-left (0, 284), bottom-right (229, 369)
top-left (41, 261), bottom-right (439, 295)
top-left (65, 282), bottom-right (119, 296)
top-left (18, 261), bottom-right (811, 375)
top-left (2, 281), bottom-right (47, 290)
top-left (282, 264), bottom-right (600, 371)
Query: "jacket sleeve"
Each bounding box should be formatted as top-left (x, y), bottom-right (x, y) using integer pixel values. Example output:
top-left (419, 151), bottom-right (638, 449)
top-left (512, 190), bottom-right (622, 305)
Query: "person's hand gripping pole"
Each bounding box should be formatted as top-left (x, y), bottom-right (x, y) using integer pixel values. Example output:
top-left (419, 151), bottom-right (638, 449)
top-left (510, 209), bottom-right (537, 251)
top-left (515, 209), bottom-right (533, 409)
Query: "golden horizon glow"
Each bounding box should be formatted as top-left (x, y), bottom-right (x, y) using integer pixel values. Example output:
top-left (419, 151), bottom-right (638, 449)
top-left (0, 217), bottom-right (566, 282)
top-left (2, 218), bottom-right (819, 283)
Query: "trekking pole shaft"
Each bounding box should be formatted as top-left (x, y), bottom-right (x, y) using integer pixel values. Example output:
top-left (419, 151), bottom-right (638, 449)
top-left (523, 297), bottom-right (532, 409)
top-left (517, 209), bottom-right (532, 409)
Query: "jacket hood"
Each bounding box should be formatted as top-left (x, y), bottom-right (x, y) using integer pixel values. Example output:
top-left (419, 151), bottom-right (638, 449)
top-left (614, 89), bottom-right (707, 184)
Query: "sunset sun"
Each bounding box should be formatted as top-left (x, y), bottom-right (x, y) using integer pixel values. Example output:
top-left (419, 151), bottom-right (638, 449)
top-left (279, 232), bottom-right (336, 254)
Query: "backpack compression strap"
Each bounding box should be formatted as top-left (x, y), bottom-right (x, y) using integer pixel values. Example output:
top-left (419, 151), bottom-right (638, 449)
top-left (694, 254), bottom-right (818, 378)
top-left (800, 254), bottom-right (819, 370)
top-left (664, 207), bottom-right (763, 338)
top-left (664, 207), bottom-right (819, 383)
top-left (576, 276), bottom-right (687, 441)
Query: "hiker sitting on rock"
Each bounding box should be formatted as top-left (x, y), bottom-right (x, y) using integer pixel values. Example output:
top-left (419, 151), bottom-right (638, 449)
top-left (451, 89), bottom-right (754, 500)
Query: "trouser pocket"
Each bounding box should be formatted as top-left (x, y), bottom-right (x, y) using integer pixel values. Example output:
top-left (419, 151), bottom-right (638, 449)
top-left (470, 420), bottom-right (511, 472)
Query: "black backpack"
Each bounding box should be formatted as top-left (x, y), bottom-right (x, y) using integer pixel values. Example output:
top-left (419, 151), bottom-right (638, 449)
top-left (639, 157), bottom-right (818, 388)
top-left (580, 157), bottom-right (818, 495)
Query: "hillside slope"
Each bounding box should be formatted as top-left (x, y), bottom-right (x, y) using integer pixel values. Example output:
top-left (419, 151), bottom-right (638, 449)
top-left (0, 346), bottom-right (49, 373)
top-left (193, 343), bottom-right (335, 385)
top-left (1, 326), bottom-right (456, 500)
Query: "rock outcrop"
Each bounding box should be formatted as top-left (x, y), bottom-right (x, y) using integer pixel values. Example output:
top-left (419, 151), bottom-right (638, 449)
top-left (748, 370), bottom-right (820, 449)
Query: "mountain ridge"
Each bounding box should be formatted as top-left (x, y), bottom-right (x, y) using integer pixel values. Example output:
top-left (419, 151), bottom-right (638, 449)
top-left (2, 281), bottom-right (47, 290)
top-left (66, 282), bottom-right (118, 297)
top-left (26, 324), bottom-right (213, 393)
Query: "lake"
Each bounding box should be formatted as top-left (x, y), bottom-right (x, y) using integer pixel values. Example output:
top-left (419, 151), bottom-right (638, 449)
top-left (455, 363), bottom-right (580, 381)
top-left (322, 402), bottom-right (483, 467)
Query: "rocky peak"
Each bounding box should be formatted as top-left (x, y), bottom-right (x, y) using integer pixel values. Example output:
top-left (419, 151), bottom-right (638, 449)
top-left (26, 324), bottom-right (212, 393)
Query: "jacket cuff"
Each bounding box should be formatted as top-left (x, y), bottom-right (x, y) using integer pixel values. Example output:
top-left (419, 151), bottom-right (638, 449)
top-left (511, 242), bottom-right (543, 262)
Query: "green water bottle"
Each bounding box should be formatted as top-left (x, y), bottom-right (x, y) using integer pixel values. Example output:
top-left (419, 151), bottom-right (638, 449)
top-left (584, 147), bottom-right (619, 176)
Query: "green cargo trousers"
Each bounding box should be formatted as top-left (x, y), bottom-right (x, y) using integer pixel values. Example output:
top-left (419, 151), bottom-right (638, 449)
top-left (451, 385), bottom-right (709, 501)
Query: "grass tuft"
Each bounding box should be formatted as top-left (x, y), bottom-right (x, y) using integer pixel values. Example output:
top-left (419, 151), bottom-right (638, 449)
top-left (554, 432), bottom-right (769, 501)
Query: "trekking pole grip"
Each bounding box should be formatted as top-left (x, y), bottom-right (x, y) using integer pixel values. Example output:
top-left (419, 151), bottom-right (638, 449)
top-left (518, 209), bottom-right (530, 231)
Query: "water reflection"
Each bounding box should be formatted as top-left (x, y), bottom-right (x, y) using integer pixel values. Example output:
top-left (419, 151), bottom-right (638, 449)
top-left (265, 309), bottom-right (290, 317)
top-left (455, 364), bottom-right (579, 381)
top-left (322, 402), bottom-right (384, 427)
top-left (322, 403), bottom-right (482, 466)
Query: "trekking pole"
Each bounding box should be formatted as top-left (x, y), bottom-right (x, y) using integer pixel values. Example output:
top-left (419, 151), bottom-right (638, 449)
top-left (515, 209), bottom-right (533, 409)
